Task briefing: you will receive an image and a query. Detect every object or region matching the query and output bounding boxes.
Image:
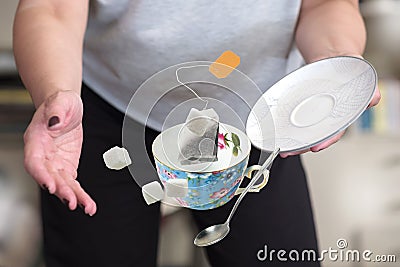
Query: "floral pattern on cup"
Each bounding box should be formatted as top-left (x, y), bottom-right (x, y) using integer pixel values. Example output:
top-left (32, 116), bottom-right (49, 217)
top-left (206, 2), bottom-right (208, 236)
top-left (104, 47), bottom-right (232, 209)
top-left (218, 132), bottom-right (241, 156)
top-left (156, 157), bottom-right (249, 210)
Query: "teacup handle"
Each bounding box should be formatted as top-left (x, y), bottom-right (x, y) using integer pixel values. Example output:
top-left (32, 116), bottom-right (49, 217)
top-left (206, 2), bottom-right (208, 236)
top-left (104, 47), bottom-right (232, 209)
top-left (234, 165), bottom-right (270, 195)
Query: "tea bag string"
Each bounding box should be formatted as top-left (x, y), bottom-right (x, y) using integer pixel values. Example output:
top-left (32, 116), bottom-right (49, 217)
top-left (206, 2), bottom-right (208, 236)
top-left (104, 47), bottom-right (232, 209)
top-left (175, 65), bottom-right (209, 110)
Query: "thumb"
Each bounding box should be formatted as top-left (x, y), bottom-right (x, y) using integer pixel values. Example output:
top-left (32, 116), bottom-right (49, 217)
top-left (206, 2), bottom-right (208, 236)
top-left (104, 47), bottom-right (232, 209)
top-left (43, 91), bottom-right (83, 134)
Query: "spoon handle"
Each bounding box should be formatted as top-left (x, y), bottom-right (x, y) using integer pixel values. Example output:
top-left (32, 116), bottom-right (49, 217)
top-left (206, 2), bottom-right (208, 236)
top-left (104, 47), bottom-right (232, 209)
top-left (225, 148), bottom-right (280, 224)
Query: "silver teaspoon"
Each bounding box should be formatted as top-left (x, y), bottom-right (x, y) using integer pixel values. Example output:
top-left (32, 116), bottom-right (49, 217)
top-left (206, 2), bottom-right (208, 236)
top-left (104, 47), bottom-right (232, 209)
top-left (194, 147), bottom-right (280, 247)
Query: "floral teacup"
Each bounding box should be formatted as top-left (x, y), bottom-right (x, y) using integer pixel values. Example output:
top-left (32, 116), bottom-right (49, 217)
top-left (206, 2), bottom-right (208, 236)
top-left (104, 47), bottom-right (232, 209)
top-left (152, 123), bottom-right (269, 210)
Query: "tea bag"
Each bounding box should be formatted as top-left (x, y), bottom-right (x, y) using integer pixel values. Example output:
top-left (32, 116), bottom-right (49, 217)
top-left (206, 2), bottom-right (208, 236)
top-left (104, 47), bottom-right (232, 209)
top-left (178, 108), bottom-right (219, 165)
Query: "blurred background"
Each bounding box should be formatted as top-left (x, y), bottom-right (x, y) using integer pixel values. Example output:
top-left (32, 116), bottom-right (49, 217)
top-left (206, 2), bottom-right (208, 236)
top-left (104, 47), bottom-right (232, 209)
top-left (1, 0), bottom-right (399, 266)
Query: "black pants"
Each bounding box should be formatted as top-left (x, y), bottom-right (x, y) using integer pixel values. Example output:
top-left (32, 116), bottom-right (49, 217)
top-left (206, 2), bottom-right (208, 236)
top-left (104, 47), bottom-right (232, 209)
top-left (41, 85), bottom-right (320, 267)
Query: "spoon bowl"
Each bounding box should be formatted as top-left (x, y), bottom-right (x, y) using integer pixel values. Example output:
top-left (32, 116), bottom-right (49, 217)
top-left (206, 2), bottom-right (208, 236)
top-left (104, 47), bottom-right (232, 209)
top-left (194, 223), bottom-right (230, 247)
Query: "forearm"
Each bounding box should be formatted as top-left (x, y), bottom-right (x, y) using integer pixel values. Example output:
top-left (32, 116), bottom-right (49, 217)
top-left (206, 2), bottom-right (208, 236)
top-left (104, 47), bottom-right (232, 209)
top-left (13, 0), bottom-right (88, 108)
top-left (296, 0), bottom-right (366, 63)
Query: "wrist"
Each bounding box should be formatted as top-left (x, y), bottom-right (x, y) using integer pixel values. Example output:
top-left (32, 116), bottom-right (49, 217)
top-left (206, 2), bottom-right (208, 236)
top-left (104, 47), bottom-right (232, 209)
top-left (306, 51), bottom-right (364, 64)
top-left (30, 87), bottom-right (81, 109)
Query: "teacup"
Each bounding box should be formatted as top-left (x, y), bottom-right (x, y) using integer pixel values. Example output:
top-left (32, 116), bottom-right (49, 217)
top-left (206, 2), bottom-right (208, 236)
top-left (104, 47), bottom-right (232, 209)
top-left (152, 123), bottom-right (269, 210)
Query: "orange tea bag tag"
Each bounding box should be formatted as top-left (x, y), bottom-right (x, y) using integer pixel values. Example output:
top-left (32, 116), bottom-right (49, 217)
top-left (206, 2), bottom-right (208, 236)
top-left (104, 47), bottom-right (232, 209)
top-left (209, 50), bottom-right (240, 79)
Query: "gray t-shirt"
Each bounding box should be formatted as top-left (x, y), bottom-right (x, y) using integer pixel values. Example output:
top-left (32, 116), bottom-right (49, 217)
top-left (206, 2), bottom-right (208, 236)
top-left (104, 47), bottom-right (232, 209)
top-left (83, 0), bottom-right (303, 130)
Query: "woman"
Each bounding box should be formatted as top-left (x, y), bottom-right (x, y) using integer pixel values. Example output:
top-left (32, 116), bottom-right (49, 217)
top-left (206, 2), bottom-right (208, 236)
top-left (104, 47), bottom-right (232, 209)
top-left (14, 0), bottom-right (380, 266)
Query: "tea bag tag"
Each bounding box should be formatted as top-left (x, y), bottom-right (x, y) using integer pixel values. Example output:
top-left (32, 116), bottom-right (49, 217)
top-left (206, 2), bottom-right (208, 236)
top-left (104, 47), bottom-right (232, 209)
top-left (178, 108), bottom-right (219, 165)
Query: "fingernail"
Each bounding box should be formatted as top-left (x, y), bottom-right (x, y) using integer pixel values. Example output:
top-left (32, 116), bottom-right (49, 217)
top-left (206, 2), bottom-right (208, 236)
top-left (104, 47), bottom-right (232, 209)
top-left (314, 147), bottom-right (325, 152)
top-left (48, 116), bottom-right (60, 127)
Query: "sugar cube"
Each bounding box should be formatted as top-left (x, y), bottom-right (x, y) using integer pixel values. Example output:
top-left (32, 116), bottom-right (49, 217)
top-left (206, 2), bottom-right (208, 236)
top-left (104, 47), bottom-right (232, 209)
top-left (142, 181), bottom-right (164, 205)
top-left (103, 146), bottom-right (132, 170)
top-left (165, 179), bottom-right (188, 198)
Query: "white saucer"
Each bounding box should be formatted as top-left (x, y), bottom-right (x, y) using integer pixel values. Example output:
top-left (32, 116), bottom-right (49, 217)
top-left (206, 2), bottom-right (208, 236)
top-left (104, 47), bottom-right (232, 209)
top-left (246, 56), bottom-right (377, 152)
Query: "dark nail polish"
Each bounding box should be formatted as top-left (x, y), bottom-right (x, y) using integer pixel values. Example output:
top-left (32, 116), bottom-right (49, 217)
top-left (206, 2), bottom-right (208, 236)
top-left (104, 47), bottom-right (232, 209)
top-left (48, 116), bottom-right (60, 127)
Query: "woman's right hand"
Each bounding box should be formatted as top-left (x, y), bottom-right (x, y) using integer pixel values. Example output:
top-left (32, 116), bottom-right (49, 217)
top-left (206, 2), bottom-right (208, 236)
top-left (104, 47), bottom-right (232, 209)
top-left (24, 90), bottom-right (97, 216)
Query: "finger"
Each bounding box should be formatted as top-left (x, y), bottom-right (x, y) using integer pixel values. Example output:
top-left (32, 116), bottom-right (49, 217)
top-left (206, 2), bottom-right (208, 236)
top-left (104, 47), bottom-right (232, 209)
top-left (310, 130), bottom-right (345, 152)
top-left (52, 169), bottom-right (78, 210)
top-left (54, 181), bottom-right (77, 210)
top-left (47, 168), bottom-right (91, 212)
top-left (280, 148), bottom-right (310, 158)
top-left (367, 88), bottom-right (381, 108)
top-left (69, 180), bottom-right (97, 216)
